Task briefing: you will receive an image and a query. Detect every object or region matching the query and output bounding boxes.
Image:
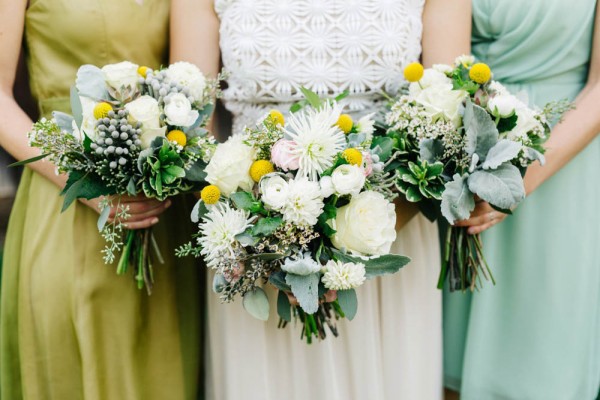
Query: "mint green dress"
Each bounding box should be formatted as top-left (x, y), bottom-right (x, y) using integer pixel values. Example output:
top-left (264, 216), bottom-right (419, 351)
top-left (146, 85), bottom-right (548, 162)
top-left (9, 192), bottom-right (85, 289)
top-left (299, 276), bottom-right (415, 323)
top-left (444, 1), bottom-right (600, 399)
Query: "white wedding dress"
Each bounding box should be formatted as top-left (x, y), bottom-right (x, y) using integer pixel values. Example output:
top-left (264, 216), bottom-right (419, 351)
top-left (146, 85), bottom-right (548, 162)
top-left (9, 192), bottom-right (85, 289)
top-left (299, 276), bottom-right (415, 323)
top-left (208, 1), bottom-right (443, 399)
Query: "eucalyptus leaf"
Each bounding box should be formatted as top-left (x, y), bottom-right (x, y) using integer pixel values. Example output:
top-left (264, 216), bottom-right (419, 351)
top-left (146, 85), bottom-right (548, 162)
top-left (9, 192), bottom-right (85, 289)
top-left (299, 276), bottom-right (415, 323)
top-left (252, 217), bottom-right (283, 237)
top-left (371, 136), bottom-right (394, 161)
top-left (75, 65), bottom-right (108, 100)
top-left (482, 140), bottom-right (522, 170)
top-left (70, 85), bottom-right (83, 130)
top-left (243, 287), bottom-right (270, 321)
top-left (60, 170), bottom-right (112, 212)
top-left (337, 289), bottom-right (358, 320)
top-left (440, 174), bottom-right (476, 224)
top-left (230, 192), bottom-right (255, 211)
top-left (235, 231), bottom-right (260, 247)
top-left (467, 163), bottom-right (525, 210)
top-left (277, 290), bottom-right (292, 322)
top-left (285, 272), bottom-right (320, 314)
top-left (464, 100), bottom-right (499, 161)
top-left (269, 270), bottom-right (292, 292)
top-left (97, 205), bottom-right (111, 232)
top-left (212, 273), bottom-right (227, 294)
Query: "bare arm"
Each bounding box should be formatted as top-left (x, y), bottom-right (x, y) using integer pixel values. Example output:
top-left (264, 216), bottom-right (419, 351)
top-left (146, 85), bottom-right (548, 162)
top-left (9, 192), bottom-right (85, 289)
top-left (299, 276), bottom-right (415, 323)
top-left (395, 0), bottom-right (472, 230)
top-left (457, 5), bottom-right (600, 234)
top-left (0, 0), bottom-right (169, 229)
top-left (170, 0), bottom-right (221, 78)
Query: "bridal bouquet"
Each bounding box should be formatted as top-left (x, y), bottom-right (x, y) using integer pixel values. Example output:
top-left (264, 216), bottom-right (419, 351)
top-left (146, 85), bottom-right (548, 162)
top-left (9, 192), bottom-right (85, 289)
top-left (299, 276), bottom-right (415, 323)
top-left (380, 56), bottom-right (571, 291)
top-left (178, 89), bottom-right (410, 343)
top-left (20, 61), bottom-right (221, 292)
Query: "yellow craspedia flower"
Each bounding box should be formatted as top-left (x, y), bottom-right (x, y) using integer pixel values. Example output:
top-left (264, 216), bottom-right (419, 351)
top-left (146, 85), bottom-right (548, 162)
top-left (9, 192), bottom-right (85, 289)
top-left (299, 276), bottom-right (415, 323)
top-left (93, 102), bottom-right (113, 120)
top-left (403, 62), bottom-right (424, 83)
top-left (201, 185), bottom-right (221, 205)
top-left (167, 130), bottom-right (187, 147)
top-left (268, 109), bottom-right (285, 126)
top-left (336, 114), bottom-right (353, 134)
top-left (137, 66), bottom-right (150, 77)
top-left (249, 160), bottom-right (275, 182)
top-left (342, 148), bottom-right (363, 166)
top-left (469, 63), bottom-right (492, 84)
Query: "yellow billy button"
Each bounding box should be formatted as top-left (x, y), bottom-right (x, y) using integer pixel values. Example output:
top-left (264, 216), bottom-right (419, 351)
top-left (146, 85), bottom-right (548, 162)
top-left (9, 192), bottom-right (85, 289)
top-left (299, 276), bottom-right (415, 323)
top-left (342, 148), bottom-right (363, 166)
top-left (93, 102), bottom-right (113, 120)
top-left (469, 63), bottom-right (492, 84)
top-left (336, 114), bottom-right (353, 134)
top-left (201, 185), bottom-right (221, 205)
top-left (268, 110), bottom-right (285, 126)
top-left (166, 130), bottom-right (187, 147)
top-left (403, 62), bottom-right (424, 83)
top-left (249, 160), bottom-right (275, 183)
top-left (137, 66), bottom-right (150, 77)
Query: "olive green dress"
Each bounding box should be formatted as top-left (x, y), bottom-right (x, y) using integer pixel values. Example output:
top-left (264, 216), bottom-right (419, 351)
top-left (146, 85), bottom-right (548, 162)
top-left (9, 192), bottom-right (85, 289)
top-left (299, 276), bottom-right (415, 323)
top-left (0, 1), bottom-right (202, 399)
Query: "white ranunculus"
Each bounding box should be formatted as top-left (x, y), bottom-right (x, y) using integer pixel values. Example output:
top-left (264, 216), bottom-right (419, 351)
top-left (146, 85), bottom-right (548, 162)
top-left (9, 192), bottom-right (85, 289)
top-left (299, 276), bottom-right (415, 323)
top-left (164, 93), bottom-right (199, 127)
top-left (125, 95), bottom-right (165, 148)
top-left (330, 191), bottom-right (397, 255)
top-left (102, 61), bottom-right (139, 90)
top-left (415, 85), bottom-right (467, 127)
top-left (409, 69), bottom-right (452, 96)
top-left (508, 106), bottom-right (545, 141)
top-left (281, 254), bottom-right (321, 276)
top-left (319, 176), bottom-right (335, 198)
top-left (331, 164), bottom-right (365, 196)
top-left (259, 174), bottom-right (289, 211)
top-left (205, 135), bottom-right (256, 196)
top-left (165, 61), bottom-right (206, 100)
top-left (488, 94), bottom-right (519, 118)
top-left (281, 178), bottom-right (324, 226)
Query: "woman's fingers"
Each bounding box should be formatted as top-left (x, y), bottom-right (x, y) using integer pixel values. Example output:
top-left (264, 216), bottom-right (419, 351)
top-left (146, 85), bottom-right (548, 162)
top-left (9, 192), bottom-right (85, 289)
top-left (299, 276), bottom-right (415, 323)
top-left (125, 199), bottom-right (171, 216)
top-left (454, 202), bottom-right (494, 227)
top-left (123, 217), bottom-right (160, 230)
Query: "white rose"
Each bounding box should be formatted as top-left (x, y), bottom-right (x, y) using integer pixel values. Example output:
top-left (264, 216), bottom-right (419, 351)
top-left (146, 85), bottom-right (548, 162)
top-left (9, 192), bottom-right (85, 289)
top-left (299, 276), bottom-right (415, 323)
top-left (409, 69), bottom-right (452, 96)
top-left (508, 106), bottom-right (544, 141)
top-left (125, 95), bottom-right (165, 148)
top-left (205, 135), bottom-right (255, 196)
top-left (164, 93), bottom-right (199, 127)
top-left (488, 95), bottom-right (519, 118)
top-left (319, 176), bottom-right (335, 198)
top-left (415, 86), bottom-right (467, 127)
top-left (331, 164), bottom-right (366, 196)
top-left (165, 61), bottom-right (206, 100)
top-left (330, 191), bottom-right (397, 255)
top-left (259, 174), bottom-right (289, 210)
top-left (102, 61), bottom-right (139, 90)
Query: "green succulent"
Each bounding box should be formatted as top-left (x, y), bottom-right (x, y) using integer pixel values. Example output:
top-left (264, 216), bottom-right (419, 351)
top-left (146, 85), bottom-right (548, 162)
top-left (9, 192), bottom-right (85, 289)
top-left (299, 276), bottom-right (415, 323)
top-left (138, 137), bottom-right (189, 200)
top-left (397, 160), bottom-right (445, 202)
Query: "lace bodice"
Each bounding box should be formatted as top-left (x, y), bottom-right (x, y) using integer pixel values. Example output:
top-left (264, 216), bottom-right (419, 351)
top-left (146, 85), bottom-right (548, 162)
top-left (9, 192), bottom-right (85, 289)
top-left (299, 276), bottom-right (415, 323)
top-left (215, 0), bottom-right (425, 133)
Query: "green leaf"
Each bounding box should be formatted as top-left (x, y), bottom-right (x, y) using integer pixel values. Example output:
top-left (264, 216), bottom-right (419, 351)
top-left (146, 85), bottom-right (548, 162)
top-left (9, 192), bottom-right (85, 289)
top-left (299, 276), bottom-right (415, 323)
top-left (482, 139), bottom-right (522, 170)
top-left (235, 230), bottom-right (260, 246)
top-left (285, 272), bottom-right (320, 314)
top-left (467, 163), bottom-right (525, 210)
top-left (9, 153), bottom-right (49, 167)
top-left (371, 136), bottom-right (394, 161)
top-left (75, 65), bottom-right (108, 100)
top-left (212, 273), bottom-right (227, 294)
top-left (60, 171), bottom-right (112, 212)
top-left (127, 177), bottom-right (137, 196)
top-left (419, 139), bottom-right (445, 164)
top-left (277, 290), bottom-right (292, 322)
top-left (426, 162), bottom-right (444, 178)
top-left (242, 287), bottom-right (270, 321)
top-left (269, 270), bottom-right (292, 291)
top-left (70, 85), bottom-right (83, 129)
top-left (337, 289), bottom-right (358, 320)
top-left (334, 90), bottom-right (350, 102)
top-left (464, 100), bottom-right (499, 161)
top-left (244, 253), bottom-right (286, 263)
top-left (405, 186), bottom-right (424, 202)
top-left (252, 217), bottom-right (283, 237)
top-left (289, 99), bottom-right (308, 113)
top-left (497, 113), bottom-right (518, 133)
top-left (362, 254), bottom-right (411, 279)
top-left (52, 111), bottom-right (75, 134)
top-left (300, 87), bottom-right (323, 109)
top-left (230, 191), bottom-right (255, 211)
top-left (440, 173), bottom-right (475, 224)
top-left (525, 147), bottom-right (546, 165)
top-left (164, 165), bottom-right (186, 178)
top-left (185, 161), bottom-right (207, 182)
top-left (97, 204), bottom-right (111, 232)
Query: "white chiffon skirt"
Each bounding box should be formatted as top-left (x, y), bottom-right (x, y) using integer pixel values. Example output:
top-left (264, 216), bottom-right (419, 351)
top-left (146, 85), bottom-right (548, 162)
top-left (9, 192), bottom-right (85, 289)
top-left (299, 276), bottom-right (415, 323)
top-left (205, 214), bottom-right (443, 400)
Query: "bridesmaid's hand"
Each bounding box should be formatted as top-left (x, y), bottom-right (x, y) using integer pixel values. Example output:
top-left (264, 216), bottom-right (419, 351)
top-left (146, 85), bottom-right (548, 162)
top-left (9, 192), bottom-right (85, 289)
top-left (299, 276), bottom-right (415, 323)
top-left (394, 197), bottom-right (419, 231)
top-left (454, 201), bottom-right (507, 235)
top-left (80, 196), bottom-right (172, 230)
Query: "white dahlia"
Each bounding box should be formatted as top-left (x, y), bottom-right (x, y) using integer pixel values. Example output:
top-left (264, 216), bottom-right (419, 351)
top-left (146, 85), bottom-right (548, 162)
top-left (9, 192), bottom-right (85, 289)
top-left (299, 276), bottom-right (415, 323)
top-left (285, 102), bottom-right (346, 180)
top-left (321, 260), bottom-right (366, 290)
top-left (199, 202), bottom-right (253, 268)
top-left (281, 177), bottom-right (325, 226)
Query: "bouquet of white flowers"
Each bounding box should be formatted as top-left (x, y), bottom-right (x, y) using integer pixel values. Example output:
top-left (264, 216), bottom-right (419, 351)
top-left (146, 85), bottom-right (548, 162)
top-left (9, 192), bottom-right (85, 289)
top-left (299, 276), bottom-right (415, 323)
top-left (18, 61), bottom-right (222, 293)
top-left (379, 56), bottom-right (572, 291)
top-left (178, 89), bottom-right (410, 343)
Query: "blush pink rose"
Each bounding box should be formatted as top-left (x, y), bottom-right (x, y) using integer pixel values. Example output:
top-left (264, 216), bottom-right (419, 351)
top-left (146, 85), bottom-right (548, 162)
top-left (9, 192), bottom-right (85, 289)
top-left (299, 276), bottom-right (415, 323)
top-left (271, 139), bottom-right (300, 171)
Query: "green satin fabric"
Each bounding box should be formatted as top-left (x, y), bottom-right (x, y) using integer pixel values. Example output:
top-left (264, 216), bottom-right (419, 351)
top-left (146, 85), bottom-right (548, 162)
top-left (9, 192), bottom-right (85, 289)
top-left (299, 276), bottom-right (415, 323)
top-left (1, 1), bottom-right (202, 399)
top-left (444, 1), bottom-right (600, 399)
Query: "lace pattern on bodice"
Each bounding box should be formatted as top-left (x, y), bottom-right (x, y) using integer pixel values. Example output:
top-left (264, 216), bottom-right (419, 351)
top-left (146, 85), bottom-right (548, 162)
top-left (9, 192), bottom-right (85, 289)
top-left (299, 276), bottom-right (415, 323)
top-left (215, 0), bottom-right (425, 133)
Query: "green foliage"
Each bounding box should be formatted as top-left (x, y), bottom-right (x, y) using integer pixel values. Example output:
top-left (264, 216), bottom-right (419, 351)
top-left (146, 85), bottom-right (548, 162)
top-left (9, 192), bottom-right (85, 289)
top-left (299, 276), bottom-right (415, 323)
top-left (243, 287), bottom-right (270, 321)
top-left (370, 136), bottom-right (395, 161)
top-left (70, 85), bottom-right (83, 130)
top-left (75, 65), bottom-right (108, 100)
top-left (317, 203), bottom-right (338, 237)
top-left (277, 290), bottom-right (292, 322)
top-left (440, 174), bottom-right (475, 224)
top-left (285, 272), bottom-right (320, 314)
top-left (464, 100), bottom-right (500, 161)
top-left (61, 170), bottom-right (113, 212)
top-left (331, 249), bottom-right (411, 279)
top-left (337, 289), bottom-right (358, 320)
top-left (467, 163), bottom-right (525, 210)
top-left (230, 191), bottom-right (256, 211)
top-left (396, 160), bottom-right (445, 202)
top-left (252, 217), bottom-right (283, 237)
top-left (496, 114), bottom-right (518, 133)
top-left (482, 139), bottom-right (522, 170)
top-left (451, 64), bottom-right (480, 94)
top-left (269, 270), bottom-right (292, 291)
top-left (138, 138), bottom-right (191, 200)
